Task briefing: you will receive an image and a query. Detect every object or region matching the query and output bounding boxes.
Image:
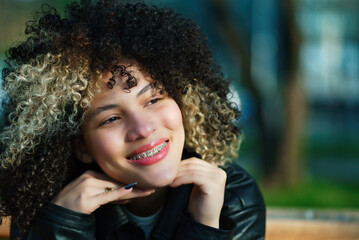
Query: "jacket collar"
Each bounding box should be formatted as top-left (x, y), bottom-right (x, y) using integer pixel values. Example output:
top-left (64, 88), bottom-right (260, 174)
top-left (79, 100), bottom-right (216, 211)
top-left (94, 202), bottom-right (129, 236)
top-left (94, 184), bottom-right (192, 240)
top-left (151, 184), bottom-right (192, 239)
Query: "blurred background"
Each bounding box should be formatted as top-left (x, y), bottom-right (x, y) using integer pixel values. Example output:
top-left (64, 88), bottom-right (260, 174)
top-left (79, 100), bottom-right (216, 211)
top-left (1, 0), bottom-right (358, 211)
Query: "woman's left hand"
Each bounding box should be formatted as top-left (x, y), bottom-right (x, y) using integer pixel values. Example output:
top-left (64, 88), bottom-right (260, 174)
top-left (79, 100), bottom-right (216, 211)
top-left (169, 158), bottom-right (227, 228)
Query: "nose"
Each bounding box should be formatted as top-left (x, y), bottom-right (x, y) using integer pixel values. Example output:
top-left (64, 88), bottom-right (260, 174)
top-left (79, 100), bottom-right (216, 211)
top-left (125, 112), bottom-right (157, 142)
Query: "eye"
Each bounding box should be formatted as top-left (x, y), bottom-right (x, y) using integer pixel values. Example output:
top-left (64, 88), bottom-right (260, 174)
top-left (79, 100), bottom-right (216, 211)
top-left (99, 116), bottom-right (121, 127)
top-left (146, 97), bottom-right (163, 106)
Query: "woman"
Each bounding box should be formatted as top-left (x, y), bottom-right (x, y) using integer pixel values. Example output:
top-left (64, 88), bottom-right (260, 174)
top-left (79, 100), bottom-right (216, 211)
top-left (0, 0), bottom-right (265, 239)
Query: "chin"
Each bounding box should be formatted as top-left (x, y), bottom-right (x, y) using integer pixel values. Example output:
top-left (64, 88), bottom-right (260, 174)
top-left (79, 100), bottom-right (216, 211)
top-left (142, 166), bottom-right (178, 189)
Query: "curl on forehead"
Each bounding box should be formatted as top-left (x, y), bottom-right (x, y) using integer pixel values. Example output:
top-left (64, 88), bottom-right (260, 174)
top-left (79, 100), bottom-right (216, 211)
top-left (107, 64), bottom-right (137, 89)
top-left (104, 63), bottom-right (165, 95)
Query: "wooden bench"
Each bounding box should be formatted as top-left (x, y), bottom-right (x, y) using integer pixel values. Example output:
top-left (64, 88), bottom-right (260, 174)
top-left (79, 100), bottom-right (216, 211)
top-left (266, 208), bottom-right (359, 240)
top-left (1, 208), bottom-right (359, 239)
top-left (0, 216), bottom-right (10, 239)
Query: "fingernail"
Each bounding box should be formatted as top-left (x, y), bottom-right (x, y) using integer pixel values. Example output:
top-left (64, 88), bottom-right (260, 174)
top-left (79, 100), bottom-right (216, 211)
top-left (124, 182), bottom-right (137, 190)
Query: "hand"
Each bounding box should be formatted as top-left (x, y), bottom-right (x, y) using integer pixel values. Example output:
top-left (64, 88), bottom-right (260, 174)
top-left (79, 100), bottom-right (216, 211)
top-left (52, 170), bottom-right (154, 214)
top-left (169, 158), bottom-right (227, 228)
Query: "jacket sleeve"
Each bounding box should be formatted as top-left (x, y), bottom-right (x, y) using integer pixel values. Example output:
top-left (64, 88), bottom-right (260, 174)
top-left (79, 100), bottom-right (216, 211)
top-left (18, 203), bottom-right (96, 240)
top-left (221, 163), bottom-right (266, 240)
top-left (173, 213), bottom-right (235, 240)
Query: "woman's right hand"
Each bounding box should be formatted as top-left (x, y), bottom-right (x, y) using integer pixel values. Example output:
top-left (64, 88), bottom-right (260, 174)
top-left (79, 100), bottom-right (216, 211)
top-left (51, 170), bottom-right (154, 214)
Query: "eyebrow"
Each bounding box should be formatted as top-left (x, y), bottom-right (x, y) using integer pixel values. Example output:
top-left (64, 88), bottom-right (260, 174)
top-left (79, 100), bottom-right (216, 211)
top-left (136, 83), bottom-right (154, 97)
top-left (87, 83), bottom-right (154, 121)
top-left (87, 104), bottom-right (119, 121)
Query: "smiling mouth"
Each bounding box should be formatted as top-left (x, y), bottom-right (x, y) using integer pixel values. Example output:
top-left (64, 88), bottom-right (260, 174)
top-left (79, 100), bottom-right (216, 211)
top-left (128, 140), bottom-right (168, 160)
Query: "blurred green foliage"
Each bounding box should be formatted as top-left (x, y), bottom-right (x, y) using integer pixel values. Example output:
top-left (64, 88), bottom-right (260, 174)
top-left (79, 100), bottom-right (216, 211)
top-left (261, 178), bottom-right (359, 209)
top-left (239, 134), bottom-right (359, 209)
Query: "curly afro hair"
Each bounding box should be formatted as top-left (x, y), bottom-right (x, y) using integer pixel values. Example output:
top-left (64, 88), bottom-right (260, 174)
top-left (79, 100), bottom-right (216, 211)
top-left (0, 0), bottom-right (241, 238)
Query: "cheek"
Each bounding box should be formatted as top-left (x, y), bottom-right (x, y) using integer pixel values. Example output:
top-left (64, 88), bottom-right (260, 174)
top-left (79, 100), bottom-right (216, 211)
top-left (162, 102), bottom-right (184, 131)
top-left (88, 131), bottom-right (124, 158)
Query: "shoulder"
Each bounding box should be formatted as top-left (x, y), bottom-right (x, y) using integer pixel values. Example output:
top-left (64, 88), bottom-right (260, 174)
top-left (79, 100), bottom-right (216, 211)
top-left (221, 162), bottom-right (265, 210)
top-left (220, 162), bottom-right (266, 240)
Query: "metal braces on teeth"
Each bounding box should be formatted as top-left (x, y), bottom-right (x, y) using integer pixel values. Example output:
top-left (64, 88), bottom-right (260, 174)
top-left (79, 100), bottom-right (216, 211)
top-left (129, 142), bottom-right (167, 160)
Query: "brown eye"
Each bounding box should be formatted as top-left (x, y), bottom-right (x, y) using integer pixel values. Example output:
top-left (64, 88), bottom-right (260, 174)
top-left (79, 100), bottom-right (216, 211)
top-left (100, 116), bottom-right (121, 126)
top-left (146, 98), bottom-right (163, 106)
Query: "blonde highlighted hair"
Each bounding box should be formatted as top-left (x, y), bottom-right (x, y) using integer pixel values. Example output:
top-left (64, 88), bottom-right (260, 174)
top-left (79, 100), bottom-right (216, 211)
top-left (1, 53), bottom-right (92, 167)
top-left (182, 83), bottom-right (240, 165)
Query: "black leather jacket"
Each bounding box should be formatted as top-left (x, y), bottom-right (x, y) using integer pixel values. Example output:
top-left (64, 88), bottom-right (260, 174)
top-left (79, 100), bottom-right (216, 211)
top-left (13, 163), bottom-right (265, 240)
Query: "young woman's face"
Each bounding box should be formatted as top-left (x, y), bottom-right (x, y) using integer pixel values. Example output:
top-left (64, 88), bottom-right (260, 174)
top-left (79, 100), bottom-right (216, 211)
top-left (80, 64), bottom-right (185, 189)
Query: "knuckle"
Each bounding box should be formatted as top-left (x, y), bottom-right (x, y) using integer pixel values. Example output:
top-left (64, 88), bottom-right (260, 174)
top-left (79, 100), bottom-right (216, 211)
top-left (83, 170), bottom-right (95, 177)
top-left (81, 176), bottom-right (95, 186)
top-left (78, 191), bottom-right (88, 201)
top-left (190, 172), bottom-right (197, 179)
top-left (78, 182), bottom-right (94, 196)
top-left (216, 169), bottom-right (227, 183)
top-left (183, 163), bottom-right (193, 170)
top-left (219, 169), bottom-right (227, 178)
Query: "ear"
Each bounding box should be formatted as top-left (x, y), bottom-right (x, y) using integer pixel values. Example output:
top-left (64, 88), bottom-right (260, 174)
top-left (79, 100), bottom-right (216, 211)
top-left (74, 138), bottom-right (94, 164)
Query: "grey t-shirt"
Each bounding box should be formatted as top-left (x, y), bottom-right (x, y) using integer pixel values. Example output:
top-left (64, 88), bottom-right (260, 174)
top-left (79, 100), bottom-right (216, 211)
top-left (122, 206), bottom-right (163, 239)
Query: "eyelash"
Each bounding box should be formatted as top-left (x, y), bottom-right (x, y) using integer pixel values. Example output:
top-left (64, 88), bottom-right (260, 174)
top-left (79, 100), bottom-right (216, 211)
top-left (146, 97), bottom-right (163, 106)
top-left (99, 116), bottom-right (121, 127)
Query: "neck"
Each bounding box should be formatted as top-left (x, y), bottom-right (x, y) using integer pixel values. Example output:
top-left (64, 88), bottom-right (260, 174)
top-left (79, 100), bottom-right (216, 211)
top-left (124, 187), bottom-right (169, 217)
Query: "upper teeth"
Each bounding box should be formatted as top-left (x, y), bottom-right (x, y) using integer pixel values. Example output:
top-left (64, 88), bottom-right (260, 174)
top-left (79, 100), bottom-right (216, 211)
top-left (129, 141), bottom-right (167, 160)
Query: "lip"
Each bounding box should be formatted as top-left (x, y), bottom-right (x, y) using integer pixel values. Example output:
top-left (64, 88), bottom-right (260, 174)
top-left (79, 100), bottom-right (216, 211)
top-left (127, 140), bottom-right (170, 166)
top-left (127, 138), bottom-right (168, 158)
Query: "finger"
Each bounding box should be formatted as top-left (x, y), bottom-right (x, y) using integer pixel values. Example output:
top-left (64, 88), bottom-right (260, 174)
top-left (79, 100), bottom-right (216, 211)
top-left (93, 186), bottom-right (154, 206)
top-left (170, 171), bottom-right (208, 188)
top-left (73, 177), bottom-right (124, 197)
top-left (110, 199), bottom-right (132, 205)
top-left (174, 163), bottom-right (218, 181)
top-left (177, 162), bottom-right (217, 174)
top-left (179, 158), bottom-right (220, 172)
top-left (170, 166), bottom-right (226, 188)
top-left (181, 157), bottom-right (220, 167)
top-left (58, 170), bottom-right (122, 197)
top-left (82, 170), bottom-right (116, 181)
top-left (180, 158), bottom-right (213, 166)
top-left (89, 187), bottom-right (133, 208)
top-left (117, 188), bottom-right (155, 200)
